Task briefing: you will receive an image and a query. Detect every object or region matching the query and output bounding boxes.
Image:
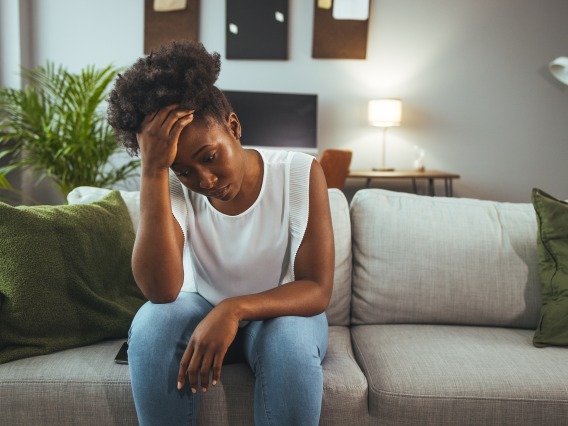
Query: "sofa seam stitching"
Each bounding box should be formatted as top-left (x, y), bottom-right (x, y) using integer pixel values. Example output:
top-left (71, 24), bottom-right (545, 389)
top-left (371, 387), bottom-right (568, 404)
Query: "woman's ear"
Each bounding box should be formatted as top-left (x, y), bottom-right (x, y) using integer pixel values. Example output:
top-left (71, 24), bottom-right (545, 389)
top-left (228, 112), bottom-right (241, 141)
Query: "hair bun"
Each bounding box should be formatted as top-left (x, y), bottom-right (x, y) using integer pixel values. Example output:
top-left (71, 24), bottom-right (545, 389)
top-left (108, 40), bottom-right (230, 155)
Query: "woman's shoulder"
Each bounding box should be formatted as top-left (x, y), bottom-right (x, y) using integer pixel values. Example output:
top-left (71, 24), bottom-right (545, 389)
top-left (257, 149), bottom-right (314, 167)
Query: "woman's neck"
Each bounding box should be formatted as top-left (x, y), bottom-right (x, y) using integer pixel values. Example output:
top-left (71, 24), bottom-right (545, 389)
top-left (210, 148), bottom-right (264, 216)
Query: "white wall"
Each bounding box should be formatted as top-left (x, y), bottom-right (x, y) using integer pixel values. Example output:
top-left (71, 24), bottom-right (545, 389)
top-left (4, 0), bottom-right (568, 203)
top-left (0, 0), bottom-right (21, 88)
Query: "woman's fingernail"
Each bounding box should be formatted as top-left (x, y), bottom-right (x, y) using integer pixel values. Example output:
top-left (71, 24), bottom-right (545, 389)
top-left (212, 380), bottom-right (217, 386)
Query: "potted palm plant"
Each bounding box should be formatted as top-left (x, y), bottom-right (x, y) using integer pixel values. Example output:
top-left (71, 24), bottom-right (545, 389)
top-left (0, 62), bottom-right (140, 202)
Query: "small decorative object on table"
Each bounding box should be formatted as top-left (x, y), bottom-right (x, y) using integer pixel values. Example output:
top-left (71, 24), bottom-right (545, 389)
top-left (413, 146), bottom-right (425, 172)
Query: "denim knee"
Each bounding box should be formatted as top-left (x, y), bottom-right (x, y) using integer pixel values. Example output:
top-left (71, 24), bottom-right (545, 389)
top-left (127, 292), bottom-right (212, 426)
top-left (129, 292), bottom-right (212, 351)
top-left (245, 313), bottom-right (328, 366)
top-left (244, 314), bottom-right (328, 426)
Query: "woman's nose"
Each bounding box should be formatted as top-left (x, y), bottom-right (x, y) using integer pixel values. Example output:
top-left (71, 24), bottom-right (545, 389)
top-left (199, 170), bottom-right (218, 189)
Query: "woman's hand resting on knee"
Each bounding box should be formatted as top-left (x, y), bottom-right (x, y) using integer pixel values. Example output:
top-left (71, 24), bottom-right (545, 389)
top-left (177, 300), bottom-right (240, 393)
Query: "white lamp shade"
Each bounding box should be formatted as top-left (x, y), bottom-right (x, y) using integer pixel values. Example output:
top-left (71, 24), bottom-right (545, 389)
top-left (549, 57), bottom-right (568, 86)
top-left (368, 99), bottom-right (402, 127)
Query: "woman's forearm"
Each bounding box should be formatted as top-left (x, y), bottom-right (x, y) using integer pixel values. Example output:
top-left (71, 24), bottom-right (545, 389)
top-left (221, 278), bottom-right (332, 322)
top-left (132, 167), bottom-right (184, 303)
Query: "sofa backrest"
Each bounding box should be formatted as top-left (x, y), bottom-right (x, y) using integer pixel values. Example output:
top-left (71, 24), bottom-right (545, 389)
top-left (325, 189), bottom-right (352, 326)
top-left (350, 189), bottom-right (541, 329)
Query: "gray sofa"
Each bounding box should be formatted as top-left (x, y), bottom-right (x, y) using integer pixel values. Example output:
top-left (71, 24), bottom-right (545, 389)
top-left (2, 188), bottom-right (568, 425)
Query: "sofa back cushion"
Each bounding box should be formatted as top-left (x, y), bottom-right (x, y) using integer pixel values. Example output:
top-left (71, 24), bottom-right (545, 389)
top-left (350, 189), bottom-right (541, 328)
top-left (325, 189), bottom-right (352, 326)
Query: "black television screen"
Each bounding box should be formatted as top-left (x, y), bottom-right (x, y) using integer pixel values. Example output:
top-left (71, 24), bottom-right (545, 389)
top-left (222, 90), bottom-right (317, 152)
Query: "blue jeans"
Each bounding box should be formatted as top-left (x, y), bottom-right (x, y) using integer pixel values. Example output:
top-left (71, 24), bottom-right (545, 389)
top-left (128, 292), bottom-right (328, 426)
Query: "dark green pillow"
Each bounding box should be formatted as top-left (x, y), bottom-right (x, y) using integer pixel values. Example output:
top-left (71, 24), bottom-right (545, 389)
top-left (532, 188), bottom-right (568, 348)
top-left (0, 191), bottom-right (146, 364)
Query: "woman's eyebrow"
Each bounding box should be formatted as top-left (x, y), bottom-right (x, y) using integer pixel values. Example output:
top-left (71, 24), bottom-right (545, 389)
top-left (171, 144), bottom-right (213, 168)
top-left (192, 144), bottom-right (212, 158)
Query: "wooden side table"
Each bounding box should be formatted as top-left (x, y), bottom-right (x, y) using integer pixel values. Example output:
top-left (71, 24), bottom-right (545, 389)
top-left (348, 169), bottom-right (460, 196)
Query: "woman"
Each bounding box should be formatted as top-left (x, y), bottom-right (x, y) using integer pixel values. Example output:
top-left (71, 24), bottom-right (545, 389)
top-left (107, 40), bottom-right (334, 426)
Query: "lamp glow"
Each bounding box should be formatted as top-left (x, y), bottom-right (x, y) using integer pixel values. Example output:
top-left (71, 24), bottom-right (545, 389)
top-left (368, 99), bottom-right (402, 171)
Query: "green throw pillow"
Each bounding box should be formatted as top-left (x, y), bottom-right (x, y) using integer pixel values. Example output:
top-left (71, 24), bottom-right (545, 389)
top-left (0, 191), bottom-right (146, 364)
top-left (532, 188), bottom-right (568, 348)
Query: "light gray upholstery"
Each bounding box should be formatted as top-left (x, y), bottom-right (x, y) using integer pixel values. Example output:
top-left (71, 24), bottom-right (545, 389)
top-left (0, 340), bottom-right (137, 425)
top-left (0, 327), bottom-right (367, 425)
top-left (319, 326), bottom-right (368, 425)
top-left (352, 324), bottom-right (568, 426)
top-left (350, 189), bottom-right (541, 328)
top-left (325, 188), bottom-right (352, 326)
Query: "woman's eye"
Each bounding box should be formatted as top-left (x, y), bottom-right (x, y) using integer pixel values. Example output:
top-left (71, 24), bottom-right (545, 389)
top-left (175, 170), bottom-right (190, 177)
top-left (204, 153), bottom-right (216, 163)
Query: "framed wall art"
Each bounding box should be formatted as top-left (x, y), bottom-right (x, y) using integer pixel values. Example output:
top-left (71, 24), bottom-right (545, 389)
top-left (312, 0), bottom-right (370, 59)
top-left (144, 0), bottom-right (200, 54)
top-left (226, 0), bottom-right (288, 60)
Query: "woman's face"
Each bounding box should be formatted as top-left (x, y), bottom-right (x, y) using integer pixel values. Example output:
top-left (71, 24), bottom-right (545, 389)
top-left (170, 114), bottom-right (245, 202)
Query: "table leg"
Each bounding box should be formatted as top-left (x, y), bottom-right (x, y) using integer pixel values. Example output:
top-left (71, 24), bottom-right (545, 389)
top-left (428, 178), bottom-right (435, 196)
top-left (412, 178), bottom-right (417, 194)
top-left (365, 178), bottom-right (372, 188)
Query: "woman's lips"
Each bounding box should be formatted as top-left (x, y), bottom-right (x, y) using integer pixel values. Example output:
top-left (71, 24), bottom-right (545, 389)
top-left (208, 185), bottom-right (230, 199)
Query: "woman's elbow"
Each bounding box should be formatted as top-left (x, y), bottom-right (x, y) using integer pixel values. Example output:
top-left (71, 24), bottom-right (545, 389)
top-left (133, 271), bottom-right (183, 304)
top-left (315, 277), bottom-right (334, 314)
top-left (141, 286), bottom-right (181, 304)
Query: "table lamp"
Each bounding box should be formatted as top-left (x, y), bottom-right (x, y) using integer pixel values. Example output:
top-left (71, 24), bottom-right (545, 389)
top-left (549, 57), bottom-right (568, 86)
top-left (368, 99), bottom-right (401, 171)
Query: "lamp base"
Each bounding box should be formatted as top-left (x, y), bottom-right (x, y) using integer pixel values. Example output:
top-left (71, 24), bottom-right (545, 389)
top-left (373, 167), bottom-right (395, 172)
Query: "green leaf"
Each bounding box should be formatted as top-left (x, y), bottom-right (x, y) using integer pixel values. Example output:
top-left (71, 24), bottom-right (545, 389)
top-left (0, 61), bottom-right (138, 198)
top-left (0, 173), bottom-right (13, 190)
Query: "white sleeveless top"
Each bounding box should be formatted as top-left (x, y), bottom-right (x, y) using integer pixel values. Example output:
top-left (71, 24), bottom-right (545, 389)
top-left (169, 149), bottom-right (314, 306)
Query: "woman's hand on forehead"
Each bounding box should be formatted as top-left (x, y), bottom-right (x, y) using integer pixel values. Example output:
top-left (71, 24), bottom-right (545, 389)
top-left (137, 105), bottom-right (195, 171)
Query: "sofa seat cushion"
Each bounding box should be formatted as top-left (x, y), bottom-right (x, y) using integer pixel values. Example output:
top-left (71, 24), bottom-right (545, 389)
top-left (0, 326), bottom-right (368, 426)
top-left (0, 339), bottom-right (137, 425)
top-left (352, 324), bottom-right (568, 426)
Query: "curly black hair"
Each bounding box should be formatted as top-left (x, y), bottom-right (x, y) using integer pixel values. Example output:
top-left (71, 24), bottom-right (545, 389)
top-left (107, 40), bottom-right (233, 156)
